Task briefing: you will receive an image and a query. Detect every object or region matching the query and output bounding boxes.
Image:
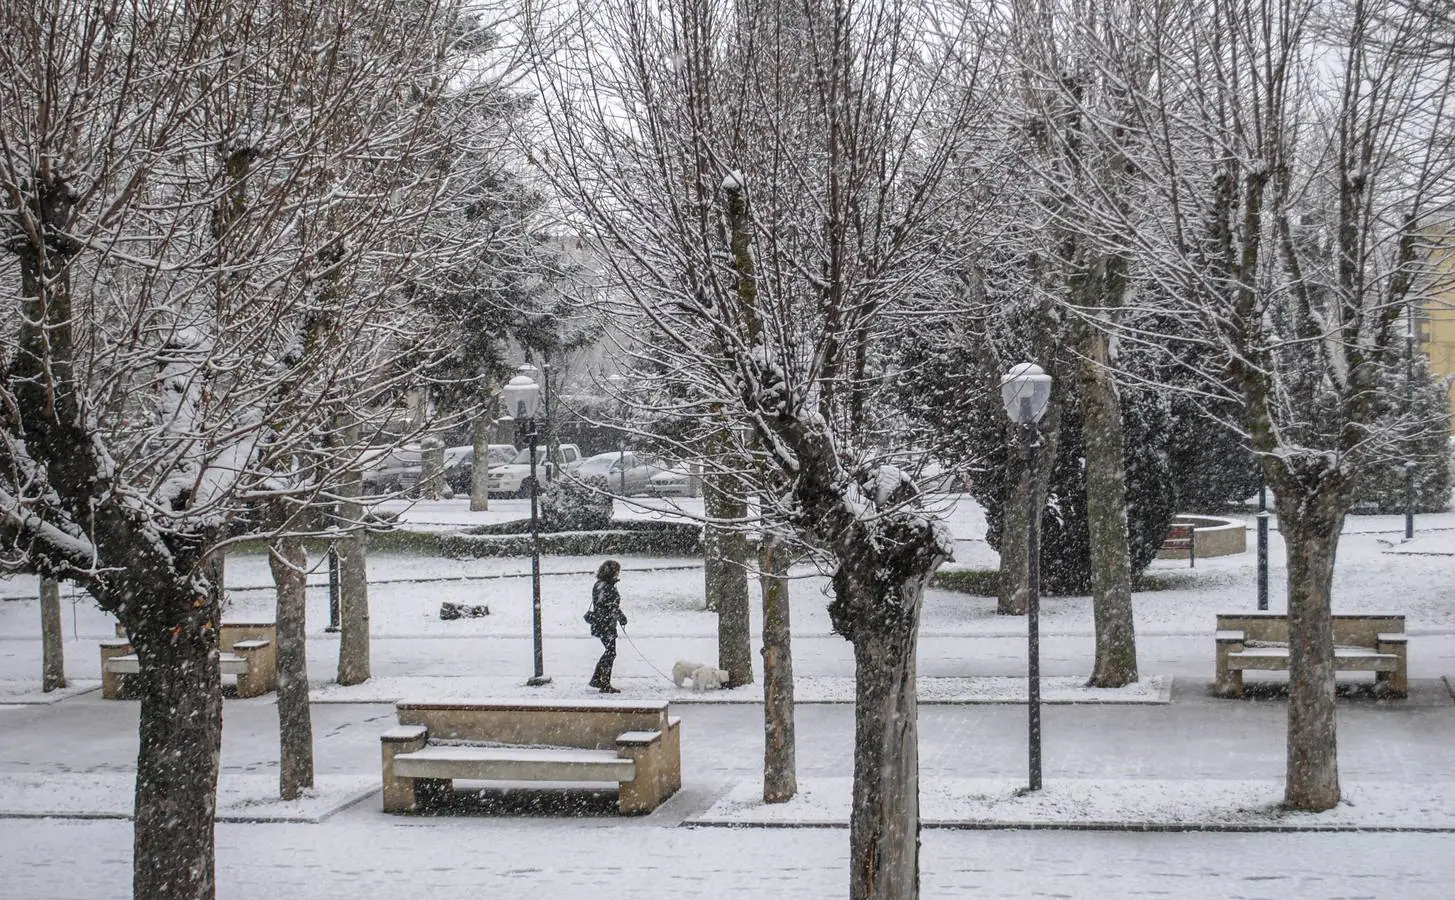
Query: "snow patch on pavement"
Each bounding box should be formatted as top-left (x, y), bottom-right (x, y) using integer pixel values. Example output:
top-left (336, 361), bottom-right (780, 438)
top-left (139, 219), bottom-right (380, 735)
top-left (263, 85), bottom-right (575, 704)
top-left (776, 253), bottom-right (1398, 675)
top-left (0, 774), bottom-right (377, 822)
top-left (694, 777), bottom-right (1455, 831)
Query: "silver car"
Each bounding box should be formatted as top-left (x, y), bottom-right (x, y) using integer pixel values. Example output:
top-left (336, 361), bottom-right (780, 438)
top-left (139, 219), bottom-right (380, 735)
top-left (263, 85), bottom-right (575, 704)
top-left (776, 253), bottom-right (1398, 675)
top-left (574, 451), bottom-right (666, 496)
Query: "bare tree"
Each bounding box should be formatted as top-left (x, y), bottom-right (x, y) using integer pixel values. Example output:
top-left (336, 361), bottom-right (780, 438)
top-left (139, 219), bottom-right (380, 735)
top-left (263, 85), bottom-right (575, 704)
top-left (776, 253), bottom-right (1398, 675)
top-left (1132, 0), bottom-right (1455, 809)
top-left (1002, 0), bottom-right (1153, 686)
top-left (531, 0), bottom-right (996, 893)
top-left (0, 1), bottom-right (500, 896)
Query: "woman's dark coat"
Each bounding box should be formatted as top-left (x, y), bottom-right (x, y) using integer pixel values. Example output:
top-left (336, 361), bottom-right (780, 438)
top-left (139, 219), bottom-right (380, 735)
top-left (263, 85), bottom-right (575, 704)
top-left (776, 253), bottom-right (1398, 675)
top-left (586, 579), bottom-right (626, 638)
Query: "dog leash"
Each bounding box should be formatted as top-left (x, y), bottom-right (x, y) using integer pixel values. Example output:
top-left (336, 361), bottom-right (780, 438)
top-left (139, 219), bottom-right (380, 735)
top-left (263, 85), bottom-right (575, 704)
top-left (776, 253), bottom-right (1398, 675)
top-left (618, 625), bottom-right (679, 686)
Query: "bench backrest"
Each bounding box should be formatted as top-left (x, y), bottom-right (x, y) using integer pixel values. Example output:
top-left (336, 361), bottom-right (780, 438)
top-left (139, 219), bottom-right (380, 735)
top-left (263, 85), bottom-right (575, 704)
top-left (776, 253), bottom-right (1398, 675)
top-left (396, 699), bottom-right (671, 750)
top-left (1216, 613), bottom-right (1404, 645)
top-left (220, 622), bottom-right (276, 652)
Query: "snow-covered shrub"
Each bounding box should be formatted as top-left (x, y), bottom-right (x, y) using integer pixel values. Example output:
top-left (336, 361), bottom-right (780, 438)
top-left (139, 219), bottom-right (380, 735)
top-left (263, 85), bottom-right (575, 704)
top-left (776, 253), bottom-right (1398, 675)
top-left (537, 478), bottom-right (613, 531)
top-left (1348, 363), bottom-right (1452, 513)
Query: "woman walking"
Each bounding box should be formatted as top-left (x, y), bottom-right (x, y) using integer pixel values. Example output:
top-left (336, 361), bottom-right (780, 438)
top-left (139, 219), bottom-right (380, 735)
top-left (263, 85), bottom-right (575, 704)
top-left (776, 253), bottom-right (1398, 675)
top-left (586, 559), bottom-right (627, 693)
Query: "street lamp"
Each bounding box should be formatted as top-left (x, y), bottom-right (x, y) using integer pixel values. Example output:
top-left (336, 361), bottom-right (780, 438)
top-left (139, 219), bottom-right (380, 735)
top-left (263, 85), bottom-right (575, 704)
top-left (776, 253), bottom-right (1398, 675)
top-left (1000, 361), bottom-right (1053, 793)
top-left (504, 368), bottom-right (550, 686)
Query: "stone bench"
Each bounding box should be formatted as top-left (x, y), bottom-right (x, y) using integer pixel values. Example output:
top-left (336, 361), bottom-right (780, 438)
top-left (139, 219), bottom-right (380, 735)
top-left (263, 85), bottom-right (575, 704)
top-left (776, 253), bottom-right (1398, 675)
top-left (381, 698), bottom-right (682, 816)
top-left (1213, 612), bottom-right (1407, 698)
top-left (101, 622), bottom-right (278, 699)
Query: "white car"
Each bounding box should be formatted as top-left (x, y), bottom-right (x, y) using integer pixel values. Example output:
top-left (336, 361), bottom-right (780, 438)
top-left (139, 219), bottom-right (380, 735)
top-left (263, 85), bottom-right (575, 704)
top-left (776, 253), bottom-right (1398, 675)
top-left (442, 444), bottom-right (517, 494)
top-left (574, 450), bottom-right (667, 496)
top-left (361, 446), bottom-right (422, 494)
top-left (647, 464), bottom-right (700, 497)
top-left (486, 443), bottom-right (584, 497)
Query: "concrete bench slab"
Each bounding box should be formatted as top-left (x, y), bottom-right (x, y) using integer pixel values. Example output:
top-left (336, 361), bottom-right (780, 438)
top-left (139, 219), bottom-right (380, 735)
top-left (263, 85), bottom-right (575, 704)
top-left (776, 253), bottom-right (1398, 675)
top-left (392, 746), bottom-right (636, 783)
top-left (105, 653), bottom-right (251, 676)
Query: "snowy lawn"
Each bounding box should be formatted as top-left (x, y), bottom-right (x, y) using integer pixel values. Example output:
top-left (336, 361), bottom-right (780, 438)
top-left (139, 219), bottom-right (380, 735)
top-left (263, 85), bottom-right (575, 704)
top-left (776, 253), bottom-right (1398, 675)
top-left (3, 493), bottom-right (1451, 644)
top-left (695, 776), bottom-right (1455, 831)
top-left (308, 674), bottom-right (1172, 705)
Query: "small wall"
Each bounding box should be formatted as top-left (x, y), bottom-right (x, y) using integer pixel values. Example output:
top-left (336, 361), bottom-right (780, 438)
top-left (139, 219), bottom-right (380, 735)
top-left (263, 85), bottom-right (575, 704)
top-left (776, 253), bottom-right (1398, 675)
top-left (1157, 514), bottom-right (1247, 559)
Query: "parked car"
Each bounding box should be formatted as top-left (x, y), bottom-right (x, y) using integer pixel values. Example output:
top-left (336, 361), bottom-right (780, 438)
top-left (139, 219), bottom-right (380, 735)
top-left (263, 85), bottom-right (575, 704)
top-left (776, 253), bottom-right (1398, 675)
top-left (647, 463), bottom-right (701, 498)
top-left (574, 450), bottom-right (667, 496)
top-left (361, 446), bottom-right (423, 495)
top-left (486, 443), bottom-right (584, 497)
top-left (442, 444), bottom-right (517, 494)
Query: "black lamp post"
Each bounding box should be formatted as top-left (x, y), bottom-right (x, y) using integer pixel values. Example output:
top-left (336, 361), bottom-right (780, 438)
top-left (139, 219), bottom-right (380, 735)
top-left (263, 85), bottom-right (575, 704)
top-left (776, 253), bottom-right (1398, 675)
top-left (325, 545), bottom-right (341, 632)
top-left (1405, 304), bottom-right (1417, 540)
top-left (1000, 361), bottom-right (1053, 793)
top-left (1256, 481), bottom-right (1269, 611)
top-left (504, 368), bottom-right (550, 686)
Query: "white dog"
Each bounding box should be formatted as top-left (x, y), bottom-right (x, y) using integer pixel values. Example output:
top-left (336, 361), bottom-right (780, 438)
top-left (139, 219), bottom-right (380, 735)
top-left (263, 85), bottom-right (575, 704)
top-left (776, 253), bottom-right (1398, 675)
top-left (672, 660), bottom-right (730, 691)
top-left (690, 666), bottom-right (729, 691)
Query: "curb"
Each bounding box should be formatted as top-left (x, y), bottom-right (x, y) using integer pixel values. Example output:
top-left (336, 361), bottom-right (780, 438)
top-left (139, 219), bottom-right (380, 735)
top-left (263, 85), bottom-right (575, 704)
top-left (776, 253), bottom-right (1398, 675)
top-left (683, 819), bottom-right (1455, 834)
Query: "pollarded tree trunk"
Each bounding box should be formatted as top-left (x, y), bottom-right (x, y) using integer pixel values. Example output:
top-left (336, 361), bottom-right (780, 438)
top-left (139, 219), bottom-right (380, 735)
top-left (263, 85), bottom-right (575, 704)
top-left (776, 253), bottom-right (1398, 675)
top-left (812, 488), bottom-right (949, 900)
top-left (1079, 334), bottom-right (1138, 687)
top-left (127, 588), bottom-right (223, 900)
top-left (40, 576), bottom-right (65, 692)
top-left (760, 531), bottom-right (796, 802)
top-left (833, 563), bottom-right (929, 900)
top-left (269, 534), bottom-right (314, 800)
top-left (1276, 486), bottom-right (1344, 811)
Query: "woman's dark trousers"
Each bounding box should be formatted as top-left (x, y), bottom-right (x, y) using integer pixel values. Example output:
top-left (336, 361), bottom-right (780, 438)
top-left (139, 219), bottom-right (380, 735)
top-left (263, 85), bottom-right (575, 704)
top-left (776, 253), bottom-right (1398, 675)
top-left (590, 633), bottom-right (617, 688)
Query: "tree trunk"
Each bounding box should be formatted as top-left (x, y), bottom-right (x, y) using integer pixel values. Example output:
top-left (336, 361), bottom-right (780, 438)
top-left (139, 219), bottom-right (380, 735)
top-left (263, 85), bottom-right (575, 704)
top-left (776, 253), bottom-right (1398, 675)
top-left (703, 473), bottom-right (729, 613)
top-left (470, 412), bottom-right (492, 511)
top-left (419, 439), bottom-right (444, 500)
top-left (336, 417), bottom-right (371, 686)
top-left (1079, 337), bottom-right (1138, 687)
top-left (759, 532), bottom-right (796, 802)
top-left (847, 613), bottom-right (921, 900)
top-left (704, 470), bottom-right (753, 686)
top-left (998, 412), bottom-right (1061, 616)
top-left (129, 596), bottom-right (222, 900)
top-left (40, 576), bottom-right (65, 692)
top-left (718, 523), bottom-right (752, 688)
top-left (269, 535), bottom-right (314, 800)
top-left (1277, 489), bottom-right (1344, 811)
top-left (336, 531), bottom-right (371, 686)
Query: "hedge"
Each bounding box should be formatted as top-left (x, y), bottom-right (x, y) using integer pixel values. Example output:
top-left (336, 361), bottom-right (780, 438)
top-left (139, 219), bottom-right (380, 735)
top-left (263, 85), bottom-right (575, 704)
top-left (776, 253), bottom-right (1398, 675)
top-left (372, 518), bottom-right (702, 558)
top-left (931, 567), bottom-right (1191, 597)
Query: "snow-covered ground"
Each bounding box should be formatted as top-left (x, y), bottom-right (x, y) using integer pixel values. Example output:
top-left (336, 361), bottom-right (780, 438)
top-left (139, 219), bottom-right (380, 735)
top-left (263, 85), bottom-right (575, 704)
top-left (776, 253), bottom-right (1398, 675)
top-left (0, 493), bottom-right (1453, 898)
